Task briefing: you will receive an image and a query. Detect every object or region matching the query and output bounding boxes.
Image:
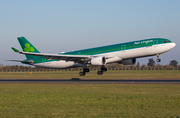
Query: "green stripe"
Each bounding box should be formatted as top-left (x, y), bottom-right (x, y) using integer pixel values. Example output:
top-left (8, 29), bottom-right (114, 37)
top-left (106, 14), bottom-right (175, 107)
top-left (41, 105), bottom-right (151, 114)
top-left (63, 38), bottom-right (170, 55)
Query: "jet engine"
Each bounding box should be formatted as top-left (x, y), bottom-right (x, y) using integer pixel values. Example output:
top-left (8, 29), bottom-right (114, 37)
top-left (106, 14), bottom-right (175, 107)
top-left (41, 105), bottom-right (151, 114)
top-left (118, 58), bottom-right (136, 65)
top-left (90, 56), bottom-right (106, 66)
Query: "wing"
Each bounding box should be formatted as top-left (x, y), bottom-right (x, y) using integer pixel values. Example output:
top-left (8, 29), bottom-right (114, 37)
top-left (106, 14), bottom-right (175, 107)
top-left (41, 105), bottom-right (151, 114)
top-left (19, 52), bottom-right (91, 63)
top-left (11, 47), bottom-right (114, 64)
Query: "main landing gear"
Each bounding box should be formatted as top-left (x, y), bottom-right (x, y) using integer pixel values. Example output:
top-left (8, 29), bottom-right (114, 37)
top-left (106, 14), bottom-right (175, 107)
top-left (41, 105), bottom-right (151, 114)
top-left (97, 67), bottom-right (107, 75)
top-left (156, 54), bottom-right (161, 62)
top-left (79, 68), bottom-right (90, 76)
top-left (79, 67), bottom-right (108, 76)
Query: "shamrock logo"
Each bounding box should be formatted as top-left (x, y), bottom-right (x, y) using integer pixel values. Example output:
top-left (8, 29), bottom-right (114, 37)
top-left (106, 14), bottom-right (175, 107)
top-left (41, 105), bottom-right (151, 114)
top-left (24, 43), bottom-right (35, 52)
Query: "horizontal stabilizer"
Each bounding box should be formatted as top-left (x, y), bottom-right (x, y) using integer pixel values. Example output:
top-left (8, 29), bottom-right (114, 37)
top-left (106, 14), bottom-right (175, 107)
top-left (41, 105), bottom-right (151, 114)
top-left (6, 60), bottom-right (23, 62)
top-left (6, 60), bottom-right (34, 64)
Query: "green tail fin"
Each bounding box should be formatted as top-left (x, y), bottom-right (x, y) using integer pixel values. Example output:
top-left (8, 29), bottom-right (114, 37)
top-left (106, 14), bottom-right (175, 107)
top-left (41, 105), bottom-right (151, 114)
top-left (17, 37), bottom-right (40, 53)
top-left (17, 37), bottom-right (41, 60)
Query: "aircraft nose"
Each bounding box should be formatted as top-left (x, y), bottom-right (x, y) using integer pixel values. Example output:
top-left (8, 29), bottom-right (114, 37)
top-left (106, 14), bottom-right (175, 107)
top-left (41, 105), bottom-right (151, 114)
top-left (172, 42), bottom-right (176, 48)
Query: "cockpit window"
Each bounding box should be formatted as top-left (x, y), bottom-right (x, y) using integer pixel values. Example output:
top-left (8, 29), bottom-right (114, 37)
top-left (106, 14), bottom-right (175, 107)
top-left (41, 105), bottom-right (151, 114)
top-left (164, 41), bottom-right (171, 43)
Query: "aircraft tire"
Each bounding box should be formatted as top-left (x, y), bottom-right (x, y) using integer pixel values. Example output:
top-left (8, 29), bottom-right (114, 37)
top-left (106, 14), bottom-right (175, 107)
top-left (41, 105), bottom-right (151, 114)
top-left (101, 68), bottom-right (107, 72)
top-left (79, 72), bottom-right (86, 76)
top-left (97, 71), bottom-right (103, 75)
top-left (83, 68), bottom-right (90, 73)
top-left (156, 59), bottom-right (161, 62)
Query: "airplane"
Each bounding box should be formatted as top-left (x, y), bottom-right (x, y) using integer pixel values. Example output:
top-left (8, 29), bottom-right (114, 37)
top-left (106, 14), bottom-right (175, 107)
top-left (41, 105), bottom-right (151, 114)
top-left (8, 37), bottom-right (176, 76)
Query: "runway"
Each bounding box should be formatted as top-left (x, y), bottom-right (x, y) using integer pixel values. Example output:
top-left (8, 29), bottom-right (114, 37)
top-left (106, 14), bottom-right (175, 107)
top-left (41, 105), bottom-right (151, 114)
top-left (0, 79), bottom-right (180, 84)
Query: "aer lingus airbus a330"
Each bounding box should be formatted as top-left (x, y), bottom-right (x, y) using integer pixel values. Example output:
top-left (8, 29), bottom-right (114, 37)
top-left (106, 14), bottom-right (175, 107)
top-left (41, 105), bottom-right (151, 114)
top-left (9, 37), bottom-right (176, 76)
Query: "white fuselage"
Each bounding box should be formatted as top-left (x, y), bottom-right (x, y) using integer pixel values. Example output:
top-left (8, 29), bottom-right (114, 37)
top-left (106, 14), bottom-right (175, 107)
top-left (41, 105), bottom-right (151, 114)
top-left (34, 42), bottom-right (176, 69)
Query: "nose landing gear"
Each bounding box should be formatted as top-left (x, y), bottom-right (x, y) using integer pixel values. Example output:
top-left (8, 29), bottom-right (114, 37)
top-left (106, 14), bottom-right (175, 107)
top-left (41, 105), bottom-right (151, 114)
top-left (156, 54), bottom-right (161, 62)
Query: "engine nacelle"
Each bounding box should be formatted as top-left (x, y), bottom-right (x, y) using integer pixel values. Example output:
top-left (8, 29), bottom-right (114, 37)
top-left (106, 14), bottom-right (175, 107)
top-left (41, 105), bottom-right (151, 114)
top-left (90, 56), bottom-right (106, 66)
top-left (118, 58), bottom-right (136, 65)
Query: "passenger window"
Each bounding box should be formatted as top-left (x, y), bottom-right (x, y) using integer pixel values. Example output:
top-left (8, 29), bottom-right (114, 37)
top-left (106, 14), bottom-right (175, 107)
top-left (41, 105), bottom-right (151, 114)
top-left (164, 41), bottom-right (171, 43)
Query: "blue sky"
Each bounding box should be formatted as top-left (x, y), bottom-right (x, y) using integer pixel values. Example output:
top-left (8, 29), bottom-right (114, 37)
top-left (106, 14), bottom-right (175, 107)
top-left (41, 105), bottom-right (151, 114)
top-left (0, 0), bottom-right (179, 66)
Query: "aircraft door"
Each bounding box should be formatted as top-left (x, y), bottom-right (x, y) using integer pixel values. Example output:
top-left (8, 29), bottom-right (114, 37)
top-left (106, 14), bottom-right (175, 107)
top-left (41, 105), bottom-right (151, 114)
top-left (42, 57), bottom-right (46, 63)
top-left (121, 45), bottom-right (126, 52)
top-left (77, 52), bottom-right (81, 55)
top-left (152, 40), bottom-right (159, 54)
top-left (153, 40), bottom-right (158, 47)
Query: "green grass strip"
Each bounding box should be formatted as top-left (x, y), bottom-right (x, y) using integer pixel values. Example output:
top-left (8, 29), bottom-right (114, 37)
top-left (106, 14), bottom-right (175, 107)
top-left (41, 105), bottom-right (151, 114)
top-left (0, 84), bottom-right (179, 117)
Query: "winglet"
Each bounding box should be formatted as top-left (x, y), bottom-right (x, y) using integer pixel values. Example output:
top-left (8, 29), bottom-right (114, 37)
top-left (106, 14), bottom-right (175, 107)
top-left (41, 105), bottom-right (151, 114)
top-left (11, 47), bottom-right (20, 52)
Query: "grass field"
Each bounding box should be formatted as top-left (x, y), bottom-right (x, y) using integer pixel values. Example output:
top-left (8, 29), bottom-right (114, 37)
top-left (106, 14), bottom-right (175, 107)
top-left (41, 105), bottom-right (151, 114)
top-left (0, 70), bottom-right (180, 79)
top-left (0, 71), bottom-right (179, 117)
top-left (0, 84), bottom-right (180, 118)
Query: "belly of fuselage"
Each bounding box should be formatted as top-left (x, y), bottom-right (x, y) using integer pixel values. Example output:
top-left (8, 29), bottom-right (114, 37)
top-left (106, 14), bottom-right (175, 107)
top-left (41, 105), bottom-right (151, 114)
top-left (33, 60), bottom-right (76, 69)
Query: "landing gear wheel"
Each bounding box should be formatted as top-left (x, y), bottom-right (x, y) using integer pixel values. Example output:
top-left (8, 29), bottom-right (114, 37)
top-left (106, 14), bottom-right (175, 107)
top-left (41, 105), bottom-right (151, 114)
top-left (83, 68), bottom-right (90, 73)
top-left (97, 71), bottom-right (103, 75)
top-left (156, 59), bottom-right (161, 62)
top-left (101, 68), bottom-right (107, 72)
top-left (156, 54), bottom-right (161, 62)
top-left (79, 72), bottom-right (86, 76)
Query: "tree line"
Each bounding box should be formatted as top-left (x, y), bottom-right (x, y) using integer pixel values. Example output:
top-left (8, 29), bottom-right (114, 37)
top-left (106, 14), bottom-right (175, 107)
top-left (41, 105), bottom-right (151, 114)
top-left (0, 59), bottom-right (179, 71)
